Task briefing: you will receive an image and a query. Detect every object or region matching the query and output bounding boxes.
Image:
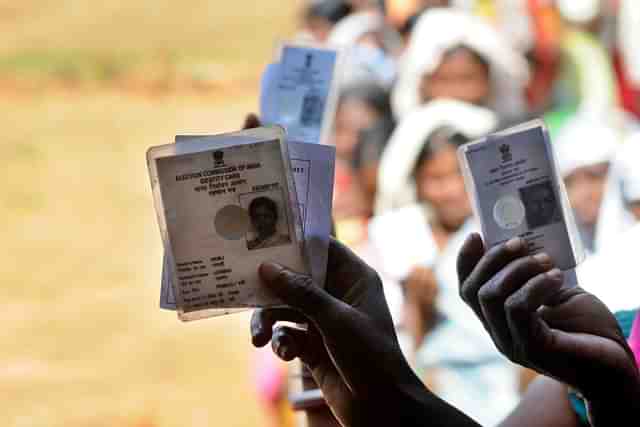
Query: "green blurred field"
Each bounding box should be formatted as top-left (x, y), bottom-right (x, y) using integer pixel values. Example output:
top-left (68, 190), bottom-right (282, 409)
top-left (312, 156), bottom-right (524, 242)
top-left (0, 1), bottom-right (300, 426)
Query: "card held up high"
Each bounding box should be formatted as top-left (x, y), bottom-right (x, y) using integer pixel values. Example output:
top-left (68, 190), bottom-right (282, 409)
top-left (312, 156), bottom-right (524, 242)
top-left (261, 43), bottom-right (340, 145)
top-left (159, 139), bottom-right (336, 314)
top-left (147, 127), bottom-right (309, 321)
top-left (458, 120), bottom-right (584, 271)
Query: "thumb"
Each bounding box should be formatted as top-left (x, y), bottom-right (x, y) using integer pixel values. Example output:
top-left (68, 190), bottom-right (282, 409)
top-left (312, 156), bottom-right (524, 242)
top-left (259, 263), bottom-right (339, 325)
top-left (243, 113), bottom-right (261, 130)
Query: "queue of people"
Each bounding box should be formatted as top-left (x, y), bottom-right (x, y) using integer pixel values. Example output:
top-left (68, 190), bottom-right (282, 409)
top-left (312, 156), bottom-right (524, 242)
top-left (251, 1), bottom-right (640, 426)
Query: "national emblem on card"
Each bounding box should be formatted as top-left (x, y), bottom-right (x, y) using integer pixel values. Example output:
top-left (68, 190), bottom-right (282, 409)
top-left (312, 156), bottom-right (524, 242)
top-left (499, 143), bottom-right (512, 163)
top-left (213, 150), bottom-right (225, 168)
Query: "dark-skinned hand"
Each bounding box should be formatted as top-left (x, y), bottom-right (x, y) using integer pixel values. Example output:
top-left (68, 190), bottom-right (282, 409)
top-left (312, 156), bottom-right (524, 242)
top-left (242, 113), bottom-right (261, 130)
top-left (251, 238), bottom-right (414, 426)
top-left (457, 233), bottom-right (640, 424)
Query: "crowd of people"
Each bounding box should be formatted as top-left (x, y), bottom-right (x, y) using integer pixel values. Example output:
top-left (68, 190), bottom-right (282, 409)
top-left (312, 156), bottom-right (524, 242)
top-left (251, 1), bottom-right (640, 426)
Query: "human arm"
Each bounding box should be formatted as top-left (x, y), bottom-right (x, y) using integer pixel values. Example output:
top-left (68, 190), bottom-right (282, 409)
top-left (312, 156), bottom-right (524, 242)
top-left (499, 376), bottom-right (579, 427)
top-left (457, 233), bottom-right (640, 426)
top-left (251, 239), bottom-right (482, 427)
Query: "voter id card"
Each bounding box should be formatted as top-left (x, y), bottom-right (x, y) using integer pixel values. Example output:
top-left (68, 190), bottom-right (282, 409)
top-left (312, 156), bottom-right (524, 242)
top-left (147, 126), bottom-right (310, 321)
top-left (459, 120), bottom-right (584, 270)
top-left (261, 43), bottom-right (341, 145)
top-left (159, 138), bottom-right (336, 316)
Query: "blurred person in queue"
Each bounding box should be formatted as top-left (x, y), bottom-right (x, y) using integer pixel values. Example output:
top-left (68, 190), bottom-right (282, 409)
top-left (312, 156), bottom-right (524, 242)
top-left (302, 0), bottom-right (353, 43)
top-left (369, 101), bottom-right (521, 426)
top-left (384, 0), bottom-right (451, 46)
top-left (391, 8), bottom-right (529, 124)
top-left (591, 131), bottom-right (640, 252)
top-left (252, 232), bottom-right (640, 426)
top-left (345, 0), bottom-right (382, 13)
top-left (328, 9), bottom-right (398, 88)
top-left (332, 83), bottom-right (393, 164)
top-left (332, 83), bottom-right (394, 224)
top-left (350, 118), bottom-right (395, 220)
top-left (577, 132), bottom-right (640, 312)
top-left (554, 115), bottom-right (619, 252)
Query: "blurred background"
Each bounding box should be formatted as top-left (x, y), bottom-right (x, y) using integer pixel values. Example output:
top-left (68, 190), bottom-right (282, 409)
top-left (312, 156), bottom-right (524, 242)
top-left (4, 0), bottom-right (640, 426)
top-left (1, 1), bottom-right (301, 426)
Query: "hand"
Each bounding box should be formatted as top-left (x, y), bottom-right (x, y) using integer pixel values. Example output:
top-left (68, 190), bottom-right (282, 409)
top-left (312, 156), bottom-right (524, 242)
top-left (251, 239), bottom-right (412, 425)
top-left (457, 233), bottom-right (640, 421)
top-left (242, 113), bottom-right (261, 129)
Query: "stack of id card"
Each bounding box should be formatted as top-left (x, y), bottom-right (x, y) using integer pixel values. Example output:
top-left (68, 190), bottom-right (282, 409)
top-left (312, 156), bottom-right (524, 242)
top-left (147, 126), bottom-right (336, 321)
top-left (260, 42), bottom-right (341, 145)
top-left (458, 120), bottom-right (585, 271)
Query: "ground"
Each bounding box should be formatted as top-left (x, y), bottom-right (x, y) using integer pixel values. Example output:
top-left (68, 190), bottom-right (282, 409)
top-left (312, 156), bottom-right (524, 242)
top-left (1, 1), bottom-right (300, 426)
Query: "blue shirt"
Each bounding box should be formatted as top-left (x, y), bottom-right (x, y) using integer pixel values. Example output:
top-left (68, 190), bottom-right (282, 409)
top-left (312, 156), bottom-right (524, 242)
top-left (569, 309), bottom-right (638, 425)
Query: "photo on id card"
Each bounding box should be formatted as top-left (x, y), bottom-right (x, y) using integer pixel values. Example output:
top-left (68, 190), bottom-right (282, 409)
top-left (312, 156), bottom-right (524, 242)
top-left (147, 127), bottom-right (309, 320)
top-left (459, 120), bottom-right (584, 271)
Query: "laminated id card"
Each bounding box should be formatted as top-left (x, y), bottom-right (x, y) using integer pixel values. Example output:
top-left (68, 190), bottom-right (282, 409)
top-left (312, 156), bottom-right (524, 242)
top-left (458, 120), bottom-right (584, 270)
top-left (159, 138), bottom-right (336, 316)
top-left (147, 126), bottom-right (310, 321)
top-left (261, 42), bottom-right (341, 145)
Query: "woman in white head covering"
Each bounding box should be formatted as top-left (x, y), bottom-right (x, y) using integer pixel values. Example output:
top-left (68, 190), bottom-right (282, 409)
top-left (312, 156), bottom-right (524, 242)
top-left (391, 8), bottom-right (529, 121)
top-left (328, 10), bottom-right (398, 88)
top-left (376, 99), bottom-right (497, 213)
top-left (368, 101), bottom-right (519, 426)
top-left (554, 114), bottom-right (619, 252)
top-left (594, 132), bottom-right (640, 251)
top-left (576, 134), bottom-right (640, 312)
top-left (328, 9), bottom-right (385, 46)
top-left (301, 0), bottom-right (353, 43)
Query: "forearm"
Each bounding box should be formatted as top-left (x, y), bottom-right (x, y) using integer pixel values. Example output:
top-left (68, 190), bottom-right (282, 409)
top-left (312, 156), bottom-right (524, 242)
top-left (586, 379), bottom-right (640, 427)
top-left (350, 361), bottom-right (482, 427)
top-left (499, 377), bottom-right (579, 427)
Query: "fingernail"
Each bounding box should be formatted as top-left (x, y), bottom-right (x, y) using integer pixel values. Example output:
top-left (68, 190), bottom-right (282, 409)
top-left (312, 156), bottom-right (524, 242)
top-left (505, 237), bottom-right (523, 251)
top-left (546, 268), bottom-right (564, 282)
top-left (464, 233), bottom-right (481, 247)
top-left (259, 262), bottom-right (284, 282)
top-left (278, 344), bottom-right (292, 360)
top-left (533, 253), bottom-right (553, 269)
top-left (278, 333), bottom-right (292, 348)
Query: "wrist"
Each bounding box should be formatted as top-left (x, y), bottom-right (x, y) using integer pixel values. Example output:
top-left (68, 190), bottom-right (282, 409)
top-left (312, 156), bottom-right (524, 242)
top-left (583, 375), bottom-right (640, 426)
top-left (356, 356), bottom-right (481, 427)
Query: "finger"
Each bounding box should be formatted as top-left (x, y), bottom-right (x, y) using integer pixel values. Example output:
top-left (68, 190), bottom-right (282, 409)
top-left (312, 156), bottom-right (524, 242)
top-left (504, 269), bottom-right (564, 361)
top-left (325, 238), bottom-right (376, 295)
top-left (477, 253), bottom-right (555, 353)
top-left (250, 308), bottom-right (308, 347)
top-left (325, 238), bottom-right (395, 334)
top-left (457, 233), bottom-right (485, 286)
top-left (272, 325), bottom-right (309, 362)
top-left (271, 324), bottom-right (341, 379)
top-left (259, 262), bottom-right (346, 326)
top-left (243, 113), bottom-right (261, 129)
top-left (459, 237), bottom-right (529, 321)
top-left (271, 326), bottom-right (358, 417)
top-left (271, 324), bottom-right (353, 399)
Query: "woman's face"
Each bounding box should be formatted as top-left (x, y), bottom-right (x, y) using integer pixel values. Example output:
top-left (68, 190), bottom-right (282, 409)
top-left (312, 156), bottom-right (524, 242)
top-left (333, 98), bottom-right (379, 161)
top-left (419, 48), bottom-right (491, 106)
top-left (415, 145), bottom-right (471, 230)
